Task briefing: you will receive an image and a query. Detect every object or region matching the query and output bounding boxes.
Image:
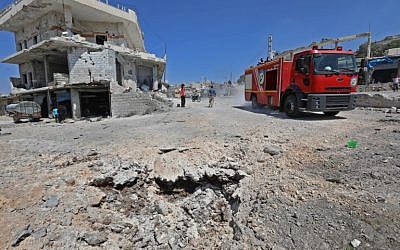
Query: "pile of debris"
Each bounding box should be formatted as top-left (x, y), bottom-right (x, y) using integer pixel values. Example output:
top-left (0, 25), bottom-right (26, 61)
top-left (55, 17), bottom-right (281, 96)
top-left (356, 92), bottom-right (400, 109)
top-left (10, 154), bottom-right (249, 249)
top-left (111, 91), bottom-right (173, 118)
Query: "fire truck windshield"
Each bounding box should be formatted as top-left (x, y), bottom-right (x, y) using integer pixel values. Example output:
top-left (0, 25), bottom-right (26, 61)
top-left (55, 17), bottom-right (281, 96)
top-left (313, 54), bottom-right (357, 74)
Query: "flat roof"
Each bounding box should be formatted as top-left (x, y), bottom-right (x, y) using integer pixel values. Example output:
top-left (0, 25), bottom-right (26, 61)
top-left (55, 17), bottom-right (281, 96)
top-left (2, 37), bottom-right (101, 64)
top-left (0, 0), bottom-right (145, 51)
top-left (0, 0), bottom-right (136, 30)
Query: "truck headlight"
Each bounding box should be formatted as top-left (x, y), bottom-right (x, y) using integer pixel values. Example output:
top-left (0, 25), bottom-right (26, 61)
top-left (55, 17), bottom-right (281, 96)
top-left (351, 77), bottom-right (358, 86)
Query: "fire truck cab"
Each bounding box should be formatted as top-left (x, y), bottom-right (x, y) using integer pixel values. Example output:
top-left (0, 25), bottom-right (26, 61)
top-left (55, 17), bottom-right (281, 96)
top-left (245, 46), bottom-right (358, 117)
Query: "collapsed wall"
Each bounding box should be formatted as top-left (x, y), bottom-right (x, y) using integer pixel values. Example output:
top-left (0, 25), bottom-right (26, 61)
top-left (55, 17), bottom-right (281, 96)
top-left (111, 91), bottom-right (172, 117)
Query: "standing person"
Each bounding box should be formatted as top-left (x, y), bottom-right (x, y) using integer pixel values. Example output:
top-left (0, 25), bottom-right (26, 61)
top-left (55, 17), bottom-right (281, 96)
top-left (208, 85), bottom-right (217, 108)
top-left (227, 80), bottom-right (233, 96)
top-left (52, 106), bottom-right (59, 123)
top-left (180, 84), bottom-right (186, 107)
top-left (393, 76), bottom-right (399, 92)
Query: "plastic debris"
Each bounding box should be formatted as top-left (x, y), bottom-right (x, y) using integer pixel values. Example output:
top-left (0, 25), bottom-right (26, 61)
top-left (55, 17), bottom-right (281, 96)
top-left (351, 239), bottom-right (361, 248)
top-left (347, 139), bottom-right (358, 149)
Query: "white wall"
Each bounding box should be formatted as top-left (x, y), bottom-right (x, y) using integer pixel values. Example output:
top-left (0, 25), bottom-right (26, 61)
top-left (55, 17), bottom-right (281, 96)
top-left (67, 47), bottom-right (117, 84)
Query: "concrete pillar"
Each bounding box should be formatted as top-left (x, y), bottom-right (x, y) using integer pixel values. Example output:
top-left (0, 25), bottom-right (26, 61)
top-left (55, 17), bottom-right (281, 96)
top-left (27, 72), bottom-right (32, 89)
top-left (44, 55), bottom-right (49, 85)
top-left (153, 64), bottom-right (158, 90)
top-left (64, 5), bottom-right (73, 36)
top-left (70, 89), bottom-right (81, 119)
top-left (47, 89), bottom-right (52, 117)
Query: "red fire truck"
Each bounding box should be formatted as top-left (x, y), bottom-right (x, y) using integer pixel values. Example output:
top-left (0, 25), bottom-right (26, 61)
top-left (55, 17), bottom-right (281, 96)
top-left (244, 46), bottom-right (358, 117)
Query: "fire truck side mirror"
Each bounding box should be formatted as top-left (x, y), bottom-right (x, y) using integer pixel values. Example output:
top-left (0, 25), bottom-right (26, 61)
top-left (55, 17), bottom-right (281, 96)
top-left (296, 58), bottom-right (308, 74)
top-left (296, 58), bottom-right (305, 69)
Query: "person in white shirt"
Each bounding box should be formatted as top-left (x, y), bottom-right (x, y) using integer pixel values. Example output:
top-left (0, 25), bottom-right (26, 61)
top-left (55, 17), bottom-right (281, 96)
top-left (393, 76), bottom-right (399, 92)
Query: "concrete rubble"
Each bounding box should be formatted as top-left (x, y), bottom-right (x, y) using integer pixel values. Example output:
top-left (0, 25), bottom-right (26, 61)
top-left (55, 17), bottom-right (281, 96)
top-left (11, 225), bottom-right (33, 247)
top-left (356, 91), bottom-right (400, 108)
top-left (0, 94), bottom-right (399, 249)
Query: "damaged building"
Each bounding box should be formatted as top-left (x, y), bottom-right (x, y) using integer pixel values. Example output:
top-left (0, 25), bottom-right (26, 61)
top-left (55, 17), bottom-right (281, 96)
top-left (0, 0), bottom-right (166, 118)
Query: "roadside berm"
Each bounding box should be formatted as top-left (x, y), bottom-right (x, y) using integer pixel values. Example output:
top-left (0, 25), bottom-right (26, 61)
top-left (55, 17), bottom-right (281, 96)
top-left (356, 91), bottom-right (400, 109)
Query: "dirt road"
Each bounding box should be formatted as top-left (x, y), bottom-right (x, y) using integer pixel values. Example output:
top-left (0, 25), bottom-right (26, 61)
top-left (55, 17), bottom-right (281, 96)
top-left (0, 95), bottom-right (399, 249)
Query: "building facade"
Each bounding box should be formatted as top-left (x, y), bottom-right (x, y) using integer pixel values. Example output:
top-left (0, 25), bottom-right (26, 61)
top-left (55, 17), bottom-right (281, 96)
top-left (0, 0), bottom-right (166, 118)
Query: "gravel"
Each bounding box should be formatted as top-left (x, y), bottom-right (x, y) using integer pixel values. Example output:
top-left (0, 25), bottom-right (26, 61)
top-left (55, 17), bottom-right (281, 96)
top-left (0, 90), bottom-right (399, 249)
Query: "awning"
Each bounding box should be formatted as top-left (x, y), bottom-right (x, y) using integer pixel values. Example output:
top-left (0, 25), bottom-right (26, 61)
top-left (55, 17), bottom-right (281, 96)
top-left (367, 57), bottom-right (394, 69)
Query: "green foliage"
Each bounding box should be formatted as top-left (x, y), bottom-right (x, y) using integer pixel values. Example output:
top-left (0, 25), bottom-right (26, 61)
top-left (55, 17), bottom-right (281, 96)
top-left (356, 35), bottom-right (400, 57)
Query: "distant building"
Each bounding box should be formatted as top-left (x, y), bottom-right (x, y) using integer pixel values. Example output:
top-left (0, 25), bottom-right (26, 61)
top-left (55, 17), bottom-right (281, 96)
top-left (0, 0), bottom-right (166, 118)
top-left (386, 48), bottom-right (400, 56)
top-left (368, 56), bottom-right (400, 83)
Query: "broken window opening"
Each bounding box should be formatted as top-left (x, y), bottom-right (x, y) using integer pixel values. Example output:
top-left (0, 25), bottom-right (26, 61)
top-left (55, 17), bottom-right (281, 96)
top-left (22, 74), bottom-right (27, 85)
top-left (33, 36), bottom-right (38, 45)
top-left (48, 54), bottom-right (69, 83)
top-left (23, 40), bottom-right (27, 49)
top-left (137, 65), bottom-right (153, 91)
top-left (95, 35), bottom-right (107, 45)
top-left (18, 42), bottom-right (23, 51)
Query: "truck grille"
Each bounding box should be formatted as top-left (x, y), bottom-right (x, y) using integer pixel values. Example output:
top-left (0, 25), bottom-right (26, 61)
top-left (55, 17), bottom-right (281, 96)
top-left (326, 95), bottom-right (351, 108)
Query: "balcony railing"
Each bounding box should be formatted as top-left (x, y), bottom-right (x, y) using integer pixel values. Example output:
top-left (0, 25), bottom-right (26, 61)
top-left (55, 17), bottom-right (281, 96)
top-left (0, 0), bottom-right (21, 18)
top-left (97, 0), bottom-right (129, 13)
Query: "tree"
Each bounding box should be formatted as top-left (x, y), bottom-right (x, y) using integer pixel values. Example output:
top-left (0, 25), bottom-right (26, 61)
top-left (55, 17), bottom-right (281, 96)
top-left (356, 35), bottom-right (400, 57)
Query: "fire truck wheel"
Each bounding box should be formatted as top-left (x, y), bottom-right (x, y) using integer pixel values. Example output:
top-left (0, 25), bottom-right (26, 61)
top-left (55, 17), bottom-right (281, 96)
top-left (251, 95), bottom-right (259, 109)
top-left (284, 94), bottom-right (301, 118)
top-left (323, 111), bottom-right (340, 116)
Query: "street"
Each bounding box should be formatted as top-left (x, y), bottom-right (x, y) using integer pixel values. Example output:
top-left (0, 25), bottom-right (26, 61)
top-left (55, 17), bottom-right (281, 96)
top-left (0, 95), bottom-right (399, 249)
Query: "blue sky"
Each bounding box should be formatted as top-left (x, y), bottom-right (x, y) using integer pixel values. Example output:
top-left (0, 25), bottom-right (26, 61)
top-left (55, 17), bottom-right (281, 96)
top-left (0, 0), bottom-right (399, 94)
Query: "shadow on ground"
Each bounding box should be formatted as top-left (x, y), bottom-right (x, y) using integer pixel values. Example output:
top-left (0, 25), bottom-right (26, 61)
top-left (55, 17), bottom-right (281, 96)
top-left (233, 105), bottom-right (347, 121)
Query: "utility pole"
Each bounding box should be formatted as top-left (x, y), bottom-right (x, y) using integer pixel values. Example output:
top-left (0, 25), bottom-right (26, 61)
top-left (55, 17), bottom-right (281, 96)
top-left (367, 25), bottom-right (372, 59)
top-left (366, 26), bottom-right (372, 86)
top-left (163, 43), bottom-right (167, 83)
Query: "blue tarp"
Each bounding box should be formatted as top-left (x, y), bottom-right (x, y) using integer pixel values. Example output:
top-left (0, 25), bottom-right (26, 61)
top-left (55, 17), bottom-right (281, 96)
top-left (367, 57), bottom-right (394, 69)
top-left (55, 91), bottom-right (71, 103)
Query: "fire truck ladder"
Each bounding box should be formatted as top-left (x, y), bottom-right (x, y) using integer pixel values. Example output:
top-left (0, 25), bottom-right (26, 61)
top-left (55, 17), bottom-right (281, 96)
top-left (278, 32), bottom-right (372, 61)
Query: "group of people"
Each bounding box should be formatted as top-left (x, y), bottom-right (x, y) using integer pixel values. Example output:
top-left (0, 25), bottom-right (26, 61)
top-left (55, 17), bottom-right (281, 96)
top-left (180, 84), bottom-right (217, 108)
